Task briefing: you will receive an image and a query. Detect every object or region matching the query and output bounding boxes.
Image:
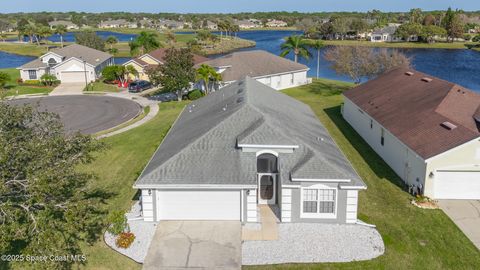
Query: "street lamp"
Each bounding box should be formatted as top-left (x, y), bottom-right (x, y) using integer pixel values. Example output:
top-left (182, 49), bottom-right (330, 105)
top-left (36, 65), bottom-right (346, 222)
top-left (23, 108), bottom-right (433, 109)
top-left (83, 60), bottom-right (88, 91)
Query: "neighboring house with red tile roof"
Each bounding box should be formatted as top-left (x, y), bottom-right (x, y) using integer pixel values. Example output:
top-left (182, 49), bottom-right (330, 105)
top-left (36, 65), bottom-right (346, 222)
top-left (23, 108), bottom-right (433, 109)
top-left (342, 67), bottom-right (480, 200)
top-left (122, 48), bottom-right (209, 81)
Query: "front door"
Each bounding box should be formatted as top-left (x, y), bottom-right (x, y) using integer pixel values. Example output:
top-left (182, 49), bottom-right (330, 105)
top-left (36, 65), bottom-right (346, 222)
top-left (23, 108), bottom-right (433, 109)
top-left (258, 174), bottom-right (276, 204)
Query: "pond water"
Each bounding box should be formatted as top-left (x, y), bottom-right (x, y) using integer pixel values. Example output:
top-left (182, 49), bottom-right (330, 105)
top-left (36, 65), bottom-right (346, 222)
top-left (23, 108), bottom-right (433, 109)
top-left (2, 30), bottom-right (480, 91)
top-left (8, 31), bottom-right (138, 43)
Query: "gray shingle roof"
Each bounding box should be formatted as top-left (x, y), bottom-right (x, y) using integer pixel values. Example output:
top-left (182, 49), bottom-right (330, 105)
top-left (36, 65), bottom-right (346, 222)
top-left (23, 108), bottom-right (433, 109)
top-left (135, 78), bottom-right (365, 188)
top-left (198, 50), bottom-right (309, 82)
top-left (20, 44), bottom-right (112, 69)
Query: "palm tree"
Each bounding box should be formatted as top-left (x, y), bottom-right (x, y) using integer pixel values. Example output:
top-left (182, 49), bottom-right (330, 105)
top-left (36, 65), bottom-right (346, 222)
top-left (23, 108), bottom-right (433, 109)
top-left (0, 33), bottom-right (7, 42)
top-left (280, 35), bottom-right (312, 63)
top-left (125, 65), bottom-right (139, 81)
top-left (23, 24), bottom-right (36, 44)
top-left (308, 40), bottom-right (325, 79)
top-left (129, 31), bottom-right (160, 56)
top-left (105, 35), bottom-right (119, 53)
top-left (55, 25), bottom-right (67, 47)
top-left (196, 64), bottom-right (222, 94)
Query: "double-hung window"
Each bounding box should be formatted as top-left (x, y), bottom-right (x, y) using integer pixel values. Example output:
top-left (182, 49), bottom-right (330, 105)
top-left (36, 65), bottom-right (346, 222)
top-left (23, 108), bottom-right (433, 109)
top-left (301, 188), bottom-right (336, 218)
top-left (28, 70), bottom-right (37, 80)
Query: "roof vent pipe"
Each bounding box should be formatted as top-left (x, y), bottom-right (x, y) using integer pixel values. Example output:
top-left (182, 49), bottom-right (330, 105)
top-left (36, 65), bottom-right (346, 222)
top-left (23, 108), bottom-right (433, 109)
top-left (405, 71), bottom-right (414, 76)
top-left (421, 77), bottom-right (433, 83)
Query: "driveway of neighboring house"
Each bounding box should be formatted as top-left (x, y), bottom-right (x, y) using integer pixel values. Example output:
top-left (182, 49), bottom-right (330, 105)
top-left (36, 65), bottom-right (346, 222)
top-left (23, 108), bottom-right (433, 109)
top-left (438, 200), bottom-right (480, 250)
top-left (8, 95), bottom-right (141, 134)
top-left (49, 83), bottom-right (86, 95)
top-left (143, 221), bottom-right (241, 270)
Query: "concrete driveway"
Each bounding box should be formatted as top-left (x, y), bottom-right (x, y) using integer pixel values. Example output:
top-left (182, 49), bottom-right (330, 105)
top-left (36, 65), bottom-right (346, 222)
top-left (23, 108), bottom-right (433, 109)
top-left (143, 221), bottom-right (241, 270)
top-left (438, 200), bottom-right (480, 250)
top-left (50, 83), bottom-right (85, 95)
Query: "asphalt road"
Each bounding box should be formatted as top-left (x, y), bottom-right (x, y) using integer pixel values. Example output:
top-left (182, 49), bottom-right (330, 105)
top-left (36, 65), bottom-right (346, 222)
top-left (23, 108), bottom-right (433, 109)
top-left (8, 95), bottom-right (141, 135)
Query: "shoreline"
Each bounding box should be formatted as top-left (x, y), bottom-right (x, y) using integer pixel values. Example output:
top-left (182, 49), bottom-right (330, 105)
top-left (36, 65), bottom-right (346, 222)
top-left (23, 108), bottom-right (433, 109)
top-left (307, 39), bottom-right (477, 50)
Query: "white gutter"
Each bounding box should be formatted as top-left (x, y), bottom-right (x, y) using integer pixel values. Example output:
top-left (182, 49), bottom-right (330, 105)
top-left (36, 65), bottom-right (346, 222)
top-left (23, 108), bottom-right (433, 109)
top-left (133, 184), bottom-right (257, 190)
top-left (291, 178), bottom-right (351, 183)
top-left (237, 144), bottom-right (299, 149)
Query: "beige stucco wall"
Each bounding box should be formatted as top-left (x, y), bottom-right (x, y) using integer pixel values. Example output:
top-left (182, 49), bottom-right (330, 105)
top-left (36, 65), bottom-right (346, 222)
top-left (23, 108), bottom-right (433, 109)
top-left (424, 139), bottom-right (480, 197)
top-left (53, 59), bottom-right (96, 82)
top-left (139, 55), bottom-right (160, 65)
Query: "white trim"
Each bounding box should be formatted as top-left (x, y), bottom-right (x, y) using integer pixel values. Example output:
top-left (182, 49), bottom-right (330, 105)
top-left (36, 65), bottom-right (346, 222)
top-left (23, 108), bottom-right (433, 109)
top-left (339, 185), bottom-right (368, 190)
top-left (122, 59), bottom-right (148, 67)
top-left (133, 184), bottom-right (256, 189)
top-left (138, 54), bottom-right (163, 64)
top-left (238, 143), bottom-right (299, 149)
top-left (424, 137), bottom-right (480, 162)
top-left (39, 51), bottom-right (64, 60)
top-left (53, 57), bottom-right (97, 69)
top-left (282, 184), bottom-right (301, 188)
top-left (291, 178), bottom-right (351, 183)
top-left (299, 185), bottom-right (338, 219)
top-left (255, 149), bottom-right (279, 157)
top-left (240, 190), bottom-right (244, 223)
top-left (252, 68), bottom-right (310, 79)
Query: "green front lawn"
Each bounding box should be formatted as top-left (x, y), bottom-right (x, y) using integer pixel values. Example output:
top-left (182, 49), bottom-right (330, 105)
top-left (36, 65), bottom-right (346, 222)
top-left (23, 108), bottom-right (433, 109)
top-left (74, 78), bottom-right (480, 269)
top-left (1, 68), bottom-right (53, 96)
top-left (84, 81), bottom-right (121, 92)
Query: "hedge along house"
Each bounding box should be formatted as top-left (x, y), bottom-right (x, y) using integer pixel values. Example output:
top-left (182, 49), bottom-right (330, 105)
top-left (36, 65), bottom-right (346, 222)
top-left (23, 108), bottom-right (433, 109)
top-left (133, 77), bottom-right (366, 223)
top-left (342, 67), bottom-right (480, 200)
top-left (18, 44), bottom-right (113, 83)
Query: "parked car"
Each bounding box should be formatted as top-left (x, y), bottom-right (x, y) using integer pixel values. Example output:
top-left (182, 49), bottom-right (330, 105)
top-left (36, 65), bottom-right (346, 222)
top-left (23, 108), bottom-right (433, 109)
top-left (149, 92), bottom-right (178, 102)
top-left (128, 80), bottom-right (152, 93)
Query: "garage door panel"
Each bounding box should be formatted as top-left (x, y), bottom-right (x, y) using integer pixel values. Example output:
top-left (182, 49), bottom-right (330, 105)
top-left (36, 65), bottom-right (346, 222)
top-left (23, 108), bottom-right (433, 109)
top-left (61, 71), bottom-right (87, 83)
top-left (434, 171), bottom-right (480, 200)
top-left (156, 190), bottom-right (240, 221)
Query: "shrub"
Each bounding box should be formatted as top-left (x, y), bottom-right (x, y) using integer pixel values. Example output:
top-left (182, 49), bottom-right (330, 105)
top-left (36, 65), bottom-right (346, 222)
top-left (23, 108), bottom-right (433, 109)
top-left (0, 71), bottom-right (11, 88)
top-left (115, 232), bottom-right (135, 249)
top-left (23, 80), bottom-right (41, 85)
top-left (473, 34), bottom-right (480, 42)
top-left (40, 74), bottom-right (59, 86)
top-left (107, 210), bottom-right (127, 236)
top-left (16, 78), bottom-right (23, 84)
top-left (188, 89), bottom-right (204, 100)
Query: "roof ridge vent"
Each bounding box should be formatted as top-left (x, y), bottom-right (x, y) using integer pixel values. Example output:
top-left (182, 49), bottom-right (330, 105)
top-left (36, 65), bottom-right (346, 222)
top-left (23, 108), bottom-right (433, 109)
top-left (441, 121), bottom-right (457, 130)
top-left (405, 71), bottom-right (414, 76)
top-left (421, 77), bottom-right (433, 83)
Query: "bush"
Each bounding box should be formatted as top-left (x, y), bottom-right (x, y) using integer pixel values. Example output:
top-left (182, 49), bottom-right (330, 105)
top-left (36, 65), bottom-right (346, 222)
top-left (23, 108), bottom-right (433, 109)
top-left (40, 74), bottom-right (60, 86)
top-left (473, 34), bottom-right (480, 42)
top-left (102, 65), bottom-right (123, 83)
top-left (107, 210), bottom-right (127, 236)
top-left (0, 71), bottom-right (11, 88)
top-left (187, 89), bottom-right (204, 100)
top-left (22, 80), bottom-right (41, 85)
top-left (115, 232), bottom-right (135, 249)
top-left (16, 78), bottom-right (23, 84)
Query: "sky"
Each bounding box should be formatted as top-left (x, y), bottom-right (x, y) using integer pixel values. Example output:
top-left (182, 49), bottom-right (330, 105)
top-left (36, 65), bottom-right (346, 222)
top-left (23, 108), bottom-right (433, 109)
top-left (2, 0), bottom-right (480, 13)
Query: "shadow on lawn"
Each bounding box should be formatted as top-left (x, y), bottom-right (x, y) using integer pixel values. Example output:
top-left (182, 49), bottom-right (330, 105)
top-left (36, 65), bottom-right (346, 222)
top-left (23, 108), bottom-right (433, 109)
top-left (323, 105), bottom-right (406, 191)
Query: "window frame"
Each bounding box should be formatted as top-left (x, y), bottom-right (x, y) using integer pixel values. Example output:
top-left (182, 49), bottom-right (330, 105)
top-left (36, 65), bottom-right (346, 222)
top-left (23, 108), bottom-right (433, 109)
top-left (300, 185), bottom-right (337, 219)
top-left (28, 70), bottom-right (37, 80)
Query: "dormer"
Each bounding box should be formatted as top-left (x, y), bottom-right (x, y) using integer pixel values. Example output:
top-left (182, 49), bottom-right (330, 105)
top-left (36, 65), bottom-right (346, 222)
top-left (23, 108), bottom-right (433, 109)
top-left (40, 52), bottom-right (64, 65)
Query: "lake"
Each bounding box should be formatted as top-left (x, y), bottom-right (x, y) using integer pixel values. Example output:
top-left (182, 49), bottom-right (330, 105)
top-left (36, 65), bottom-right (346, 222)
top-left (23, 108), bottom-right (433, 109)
top-left (8, 31), bottom-right (138, 43)
top-left (2, 30), bottom-right (480, 91)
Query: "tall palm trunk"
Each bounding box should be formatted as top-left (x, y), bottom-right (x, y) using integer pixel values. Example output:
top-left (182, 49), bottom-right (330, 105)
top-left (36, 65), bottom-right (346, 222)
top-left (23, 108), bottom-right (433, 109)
top-left (294, 53), bottom-right (298, 63)
top-left (60, 35), bottom-right (64, 47)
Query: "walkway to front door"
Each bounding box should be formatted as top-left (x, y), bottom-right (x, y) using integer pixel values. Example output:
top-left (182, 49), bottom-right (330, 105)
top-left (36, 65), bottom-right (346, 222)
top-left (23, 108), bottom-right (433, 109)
top-left (242, 205), bottom-right (279, 241)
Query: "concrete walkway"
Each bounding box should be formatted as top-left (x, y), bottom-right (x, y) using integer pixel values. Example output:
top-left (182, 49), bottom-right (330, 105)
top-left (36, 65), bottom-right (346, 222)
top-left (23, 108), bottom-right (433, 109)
top-left (50, 83), bottom-right (85, 95)
top-left (143, 221), bottom-right (241, 270)
top-left (438, 200), bottom-right (480, 250)
top-left (242, 205), bottom-right (278, 241)
top-left (96, 103), bottom-right (159, 139)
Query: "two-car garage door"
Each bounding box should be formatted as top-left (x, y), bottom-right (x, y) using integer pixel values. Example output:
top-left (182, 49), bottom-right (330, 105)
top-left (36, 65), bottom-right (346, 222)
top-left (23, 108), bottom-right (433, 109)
top-left (60, 71), bottom-right (88, 83)
top-left (434, 171), bottom-right (480, 199)
top-left (156, 190), bottom-right (241, 221)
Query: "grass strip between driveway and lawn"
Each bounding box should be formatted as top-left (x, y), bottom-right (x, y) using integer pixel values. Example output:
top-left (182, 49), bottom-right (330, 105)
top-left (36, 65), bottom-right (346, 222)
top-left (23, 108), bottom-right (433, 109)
top-left (75, 79), bottom-right (480, 270)
top-left (94, 105), bottom-right (151, 137)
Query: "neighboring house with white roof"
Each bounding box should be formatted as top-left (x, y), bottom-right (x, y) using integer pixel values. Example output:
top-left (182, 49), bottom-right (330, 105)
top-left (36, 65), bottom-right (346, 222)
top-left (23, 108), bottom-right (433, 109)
top-left (134, 77), bottom-right (366, 223)
top-left (370, 23), bottom-right (418, 42)
top-left (99, 19), bottom-right (137, 29)
top-left (205, 21), bottom-right (218, 30)
top-left (198, 50), bottom-right (311, 90)
top-left (266, 19), bottom-right (288, 27)
top-left (235, 20), bottom-right (257, 29)
top-left (18, 44), bottom-right (113, 83)
top-left (48, 20), bottom-right (79, 30)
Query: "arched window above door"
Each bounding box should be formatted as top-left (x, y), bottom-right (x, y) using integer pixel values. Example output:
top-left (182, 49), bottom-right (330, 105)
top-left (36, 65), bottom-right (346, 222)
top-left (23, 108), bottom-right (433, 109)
top-left (257, 153), bottom-right (278, 173)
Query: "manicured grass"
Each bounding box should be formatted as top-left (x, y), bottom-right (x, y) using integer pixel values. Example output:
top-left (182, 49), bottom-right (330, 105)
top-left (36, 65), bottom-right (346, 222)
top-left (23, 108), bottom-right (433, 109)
top-left (84, 81), bottom-right (121, 92)
top-left (244, 79), bottom-right (480, 269)
top-left (78, 101), bottom-right (187, 270)
top-left (0, 68), bottom-right (53, 96)
top-left (0, 42), bottom-right (49, 56)
top-left (202, 37), bottom-right (256, 55)
top-left (316, 39), bottom-right (475, 50)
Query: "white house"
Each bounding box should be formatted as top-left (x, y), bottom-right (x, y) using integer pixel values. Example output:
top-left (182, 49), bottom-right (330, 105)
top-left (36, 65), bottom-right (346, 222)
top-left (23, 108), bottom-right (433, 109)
top-left (134, 78), bottom-right (366, 223)
top-left (266, 19), bottom-right (288, 27)
top-left (197, 50), bottom-right (311, 91)
top-left (99, 19), bottom-right (137, 29)
top-left (18, 44), bottom-right (113, 83)
top-left (235, 20), bottom-right (257, 29)
top-left (48, 20), bottom-right (79, 30)
top-left (342, 68), bottom-right (480, 200)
